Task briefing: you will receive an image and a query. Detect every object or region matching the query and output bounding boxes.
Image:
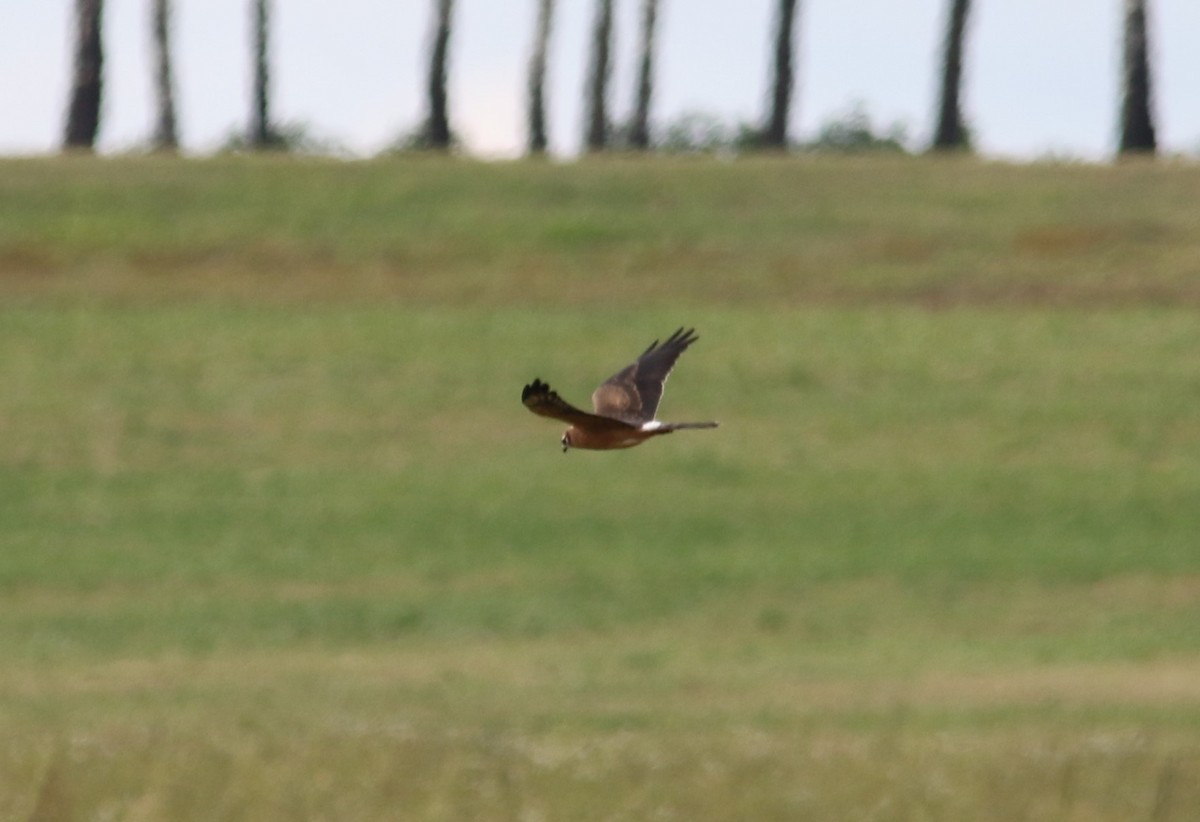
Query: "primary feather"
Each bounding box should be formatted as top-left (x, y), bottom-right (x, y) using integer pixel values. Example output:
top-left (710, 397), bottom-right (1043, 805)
top-left (591, 327), bottom-right (699, 424)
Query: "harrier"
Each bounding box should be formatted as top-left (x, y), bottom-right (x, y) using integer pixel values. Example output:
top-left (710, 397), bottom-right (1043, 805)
top-left (521, 327), bottom-right (718, 452)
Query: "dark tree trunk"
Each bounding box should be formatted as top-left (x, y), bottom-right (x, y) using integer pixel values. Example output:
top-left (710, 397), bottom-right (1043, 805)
top-left (151, 0), bottom-right (179, 151)
top-left (249, 0), bottom-right (274, 148)
top-left (64, 0), bottom-right (104, 151)
top-left (627, 0), bottom-right (660, 150)
top-left (1119, 0), bottom-right (1157, 154)
top-left (584, 0), bottom-right (614, 152)
top-left (931, 0), bottom-right (971, 151)
top-left (527, 0), bottom-right (556, 155)
top-left (762, 0), bottom-right (799, 149)
top-left (424, 0), bottom-right (455, 149)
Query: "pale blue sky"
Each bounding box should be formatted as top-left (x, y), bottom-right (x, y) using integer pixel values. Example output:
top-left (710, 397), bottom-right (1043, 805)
top-left (2, 1), bottom-right (1198, 159)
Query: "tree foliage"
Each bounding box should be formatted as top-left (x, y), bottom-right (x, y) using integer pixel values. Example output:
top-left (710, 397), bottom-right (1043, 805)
top-left (809, 104), bottom-right (910, 153)
top-left (654, 111), bottom-right (757, 155)
top-left (221, 121), bottom-right (346, 155)
top-left (653, 104), bottom-right (909, 156)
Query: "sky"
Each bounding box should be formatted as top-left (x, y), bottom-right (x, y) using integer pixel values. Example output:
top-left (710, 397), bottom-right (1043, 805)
top-left (2, 0), bottom-right (1199, 161)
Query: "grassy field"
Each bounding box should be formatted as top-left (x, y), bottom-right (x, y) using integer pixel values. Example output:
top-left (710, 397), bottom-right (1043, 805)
top-left (2, 155), bottom-right (1199, 819)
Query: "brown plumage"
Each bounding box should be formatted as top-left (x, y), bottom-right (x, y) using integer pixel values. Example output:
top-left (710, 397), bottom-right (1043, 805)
top-left (521, 327), bottom-right (719, 452)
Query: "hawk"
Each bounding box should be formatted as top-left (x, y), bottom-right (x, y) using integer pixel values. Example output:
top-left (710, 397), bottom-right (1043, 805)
top-left (522, 327), bottom-right (718, 452)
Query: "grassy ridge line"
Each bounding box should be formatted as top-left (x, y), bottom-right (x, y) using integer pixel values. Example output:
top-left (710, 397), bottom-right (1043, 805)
top-left (2, 155), bottom-right (1200, 305)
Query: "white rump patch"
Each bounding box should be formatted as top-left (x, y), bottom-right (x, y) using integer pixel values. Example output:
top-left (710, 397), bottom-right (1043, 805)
top-left (639, 420), bottom-right (665, 431)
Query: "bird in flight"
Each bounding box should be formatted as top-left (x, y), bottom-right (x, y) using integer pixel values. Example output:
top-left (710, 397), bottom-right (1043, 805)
top-left (522, 327), bottom-right (718, 452)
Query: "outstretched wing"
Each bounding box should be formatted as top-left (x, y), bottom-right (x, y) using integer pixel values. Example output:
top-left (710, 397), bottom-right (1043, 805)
top-left (591, 327), bottom-right (699, 425)
top-left (522, 379), bottom-right (635, 431)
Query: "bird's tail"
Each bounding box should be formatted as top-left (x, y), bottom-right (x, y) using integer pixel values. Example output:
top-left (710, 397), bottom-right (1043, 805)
top-left (659, 421), bottom-right (719, 432)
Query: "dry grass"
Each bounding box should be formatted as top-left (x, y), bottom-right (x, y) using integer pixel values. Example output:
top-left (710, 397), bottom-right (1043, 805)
top-left (5, 628), bottom-right (1200, 821)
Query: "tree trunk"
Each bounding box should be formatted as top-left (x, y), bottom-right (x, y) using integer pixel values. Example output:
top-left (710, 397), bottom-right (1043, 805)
top-left (64, 0), bottom-right (104, 151)
top-left (424, 0), bottom-right (455, 149)
top-left (151, 0), bottom-right (179, 151)
top-left (931, 0), bottom-right (971, 151)
top-left (762, 0), bottom-right (799, 149)
top-left (527, 0), bottom-right (556, 155)
top-left (249, 0), bottom-right (273, 148)
top-left (584, 0), bottom-right (614, 152)
top-left (1119, 0), bottom-right (1157, 155)
top-left (627, 0), bottom-right (660, 150)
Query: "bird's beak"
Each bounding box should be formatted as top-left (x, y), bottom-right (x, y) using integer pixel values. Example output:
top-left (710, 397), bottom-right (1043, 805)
top-left (562, 444), bottom-right (569, 453)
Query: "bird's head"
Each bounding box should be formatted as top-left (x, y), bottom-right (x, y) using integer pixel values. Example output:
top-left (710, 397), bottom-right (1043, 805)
top-left (561, 430), bottom-right (573, 453)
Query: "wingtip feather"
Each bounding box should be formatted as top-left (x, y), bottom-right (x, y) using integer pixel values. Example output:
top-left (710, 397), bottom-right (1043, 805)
top-left (647, 326), bottom-right (699, 356)
top-left (522, 378), bottom-right (547, 403)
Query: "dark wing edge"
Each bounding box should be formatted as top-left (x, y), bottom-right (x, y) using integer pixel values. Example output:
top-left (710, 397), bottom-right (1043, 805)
top-left (592, 327), bottom-right (700, 424)
top-left (522, 378), bottom-right (635, 430)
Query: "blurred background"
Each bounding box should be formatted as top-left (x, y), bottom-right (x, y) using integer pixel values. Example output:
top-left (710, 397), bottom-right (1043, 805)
top-left (3, 2), bottom-right (1200, 820)
top-left (4, 0), bottom-right (1200, 159)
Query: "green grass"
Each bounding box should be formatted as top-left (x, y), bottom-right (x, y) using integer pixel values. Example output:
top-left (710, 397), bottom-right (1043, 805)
top-left (2, 156), bottom-right (1200, 819)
